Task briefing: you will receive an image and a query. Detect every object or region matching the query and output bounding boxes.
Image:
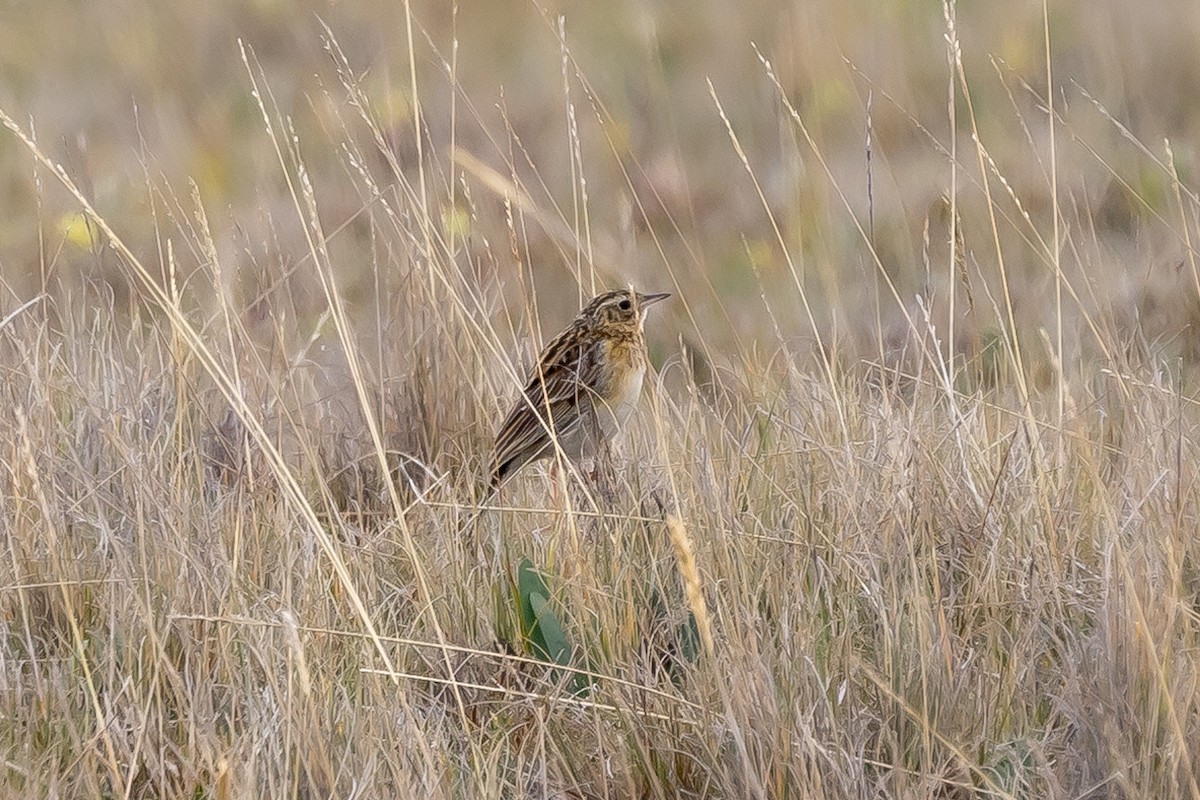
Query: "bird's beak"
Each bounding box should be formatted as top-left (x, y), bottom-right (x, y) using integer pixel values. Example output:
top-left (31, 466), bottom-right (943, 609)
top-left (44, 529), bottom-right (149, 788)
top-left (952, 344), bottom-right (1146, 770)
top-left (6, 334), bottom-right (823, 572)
top-left (637, 292), bottom-right (671, 308)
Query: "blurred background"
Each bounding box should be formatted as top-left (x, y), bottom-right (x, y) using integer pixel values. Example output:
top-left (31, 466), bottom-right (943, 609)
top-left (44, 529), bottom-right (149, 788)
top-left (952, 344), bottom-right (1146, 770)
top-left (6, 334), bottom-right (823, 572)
top-left (3, 0), bottom-right (1200, 373)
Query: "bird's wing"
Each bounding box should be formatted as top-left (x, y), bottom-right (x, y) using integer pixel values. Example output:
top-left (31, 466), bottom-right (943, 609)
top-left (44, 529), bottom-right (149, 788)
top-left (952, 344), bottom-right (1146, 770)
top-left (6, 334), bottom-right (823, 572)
top-left (489, 335), bottom-right (603, 487)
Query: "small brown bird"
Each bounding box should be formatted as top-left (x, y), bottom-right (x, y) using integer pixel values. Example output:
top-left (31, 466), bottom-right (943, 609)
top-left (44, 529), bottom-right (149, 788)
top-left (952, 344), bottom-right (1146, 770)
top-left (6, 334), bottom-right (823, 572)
top-left (487, 288), bottom-right (670, 496)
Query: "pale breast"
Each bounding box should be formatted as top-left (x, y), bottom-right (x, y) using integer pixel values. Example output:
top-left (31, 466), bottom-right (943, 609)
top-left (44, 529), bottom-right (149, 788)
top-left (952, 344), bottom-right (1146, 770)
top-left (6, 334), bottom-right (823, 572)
top-left (595, 340), bottom-right (647, 438)
top-left (605, 363), bottom-right (645, 434)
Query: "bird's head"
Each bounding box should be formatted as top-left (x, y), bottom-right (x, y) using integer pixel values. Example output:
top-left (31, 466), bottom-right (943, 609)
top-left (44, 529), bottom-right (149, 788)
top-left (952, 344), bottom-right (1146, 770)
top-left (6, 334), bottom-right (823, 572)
top-left (583, 288), bottom-right (671, 330)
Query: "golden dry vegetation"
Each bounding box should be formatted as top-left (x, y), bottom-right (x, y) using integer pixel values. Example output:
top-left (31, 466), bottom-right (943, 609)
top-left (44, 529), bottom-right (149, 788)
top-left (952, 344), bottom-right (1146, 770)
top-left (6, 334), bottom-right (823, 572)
top-left (4, 1), bottom-right (1200, 797)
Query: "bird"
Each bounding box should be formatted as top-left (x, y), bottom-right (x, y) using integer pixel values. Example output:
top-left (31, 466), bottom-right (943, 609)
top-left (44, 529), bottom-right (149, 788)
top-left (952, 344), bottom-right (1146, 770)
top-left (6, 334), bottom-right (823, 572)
top-left (486, 287), bottom-right (670, 497)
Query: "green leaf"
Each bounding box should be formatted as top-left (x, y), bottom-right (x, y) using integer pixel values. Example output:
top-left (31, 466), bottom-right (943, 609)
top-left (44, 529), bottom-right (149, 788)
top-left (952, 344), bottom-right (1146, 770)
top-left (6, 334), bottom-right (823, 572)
top-left (529, 592), bottom-right (572, 666)
top-left (517, 558), bottom-right (551, 639)
top-left (678, 612), bottom-right (701, 665)
top-left (503, 557), bottom-right (589, 695)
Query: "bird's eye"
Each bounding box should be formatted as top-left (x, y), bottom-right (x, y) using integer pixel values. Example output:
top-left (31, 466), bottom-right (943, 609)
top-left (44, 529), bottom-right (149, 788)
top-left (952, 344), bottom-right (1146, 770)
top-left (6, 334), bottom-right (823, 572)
top-left (618, 298), bottom-right (632, 311)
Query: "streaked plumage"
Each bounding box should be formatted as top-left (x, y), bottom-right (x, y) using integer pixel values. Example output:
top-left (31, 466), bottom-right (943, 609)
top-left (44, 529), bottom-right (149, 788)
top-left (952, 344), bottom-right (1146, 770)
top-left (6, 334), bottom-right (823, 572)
top-left (487, 288), bottom-right (670, 495)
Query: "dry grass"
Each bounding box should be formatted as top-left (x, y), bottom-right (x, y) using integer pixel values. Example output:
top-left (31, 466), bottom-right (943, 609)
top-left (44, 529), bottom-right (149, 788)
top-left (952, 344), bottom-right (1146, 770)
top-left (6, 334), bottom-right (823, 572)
top-left (4, 1), bottom-right (1200, 798)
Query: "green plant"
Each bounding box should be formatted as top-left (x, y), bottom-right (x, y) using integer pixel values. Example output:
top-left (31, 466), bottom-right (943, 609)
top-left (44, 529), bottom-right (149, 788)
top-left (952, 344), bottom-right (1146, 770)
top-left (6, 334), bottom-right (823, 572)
top-left (495, 557), bottom-right (588, 695)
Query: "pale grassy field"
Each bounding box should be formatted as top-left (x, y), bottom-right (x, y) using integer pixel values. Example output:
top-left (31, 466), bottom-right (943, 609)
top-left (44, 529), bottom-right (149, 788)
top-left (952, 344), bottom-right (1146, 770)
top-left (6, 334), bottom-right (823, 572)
top-left (4, 1), bottom-right (1200, 798)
